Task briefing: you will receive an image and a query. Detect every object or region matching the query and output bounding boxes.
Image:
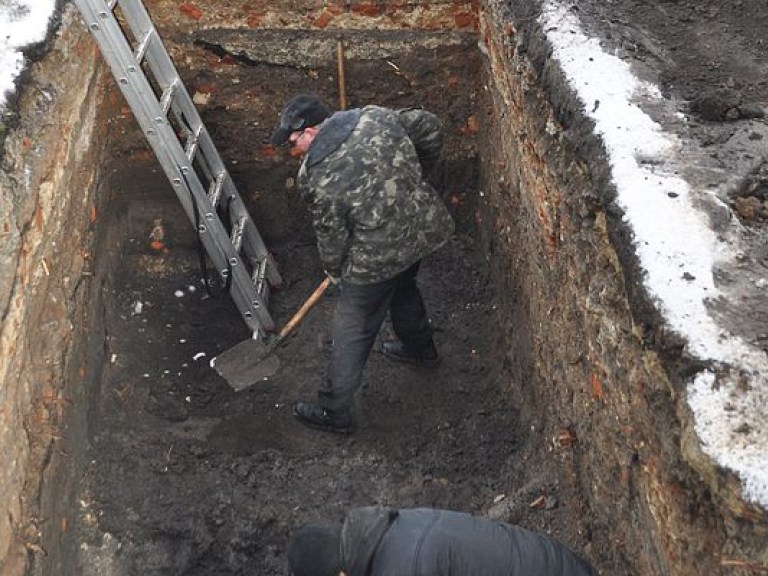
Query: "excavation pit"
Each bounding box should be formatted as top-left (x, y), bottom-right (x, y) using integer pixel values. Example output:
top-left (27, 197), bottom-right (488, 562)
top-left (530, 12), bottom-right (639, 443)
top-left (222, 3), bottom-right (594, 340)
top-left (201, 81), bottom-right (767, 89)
top-left (4, 2), bottom-right (768, 575)
top-left (77, 25), bottom-right (524, 576)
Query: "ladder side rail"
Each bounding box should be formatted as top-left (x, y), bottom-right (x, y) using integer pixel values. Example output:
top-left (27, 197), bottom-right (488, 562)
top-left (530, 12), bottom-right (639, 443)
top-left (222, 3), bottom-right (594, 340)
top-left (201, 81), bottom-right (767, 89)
top-left (192, 129), bottom-right (279, 273)
top-left (184, 189), bottom-right (275, 333)
top-left (190, 126), bottom-right (231, 194)
top-left (181, 191), bottom-right (276, 335)
top-left (215, 167), bottom-right (282, 286)
top-left (113, 0), bottom-right (153, 45)
top-left (170, 175), bottom-right (272, 334)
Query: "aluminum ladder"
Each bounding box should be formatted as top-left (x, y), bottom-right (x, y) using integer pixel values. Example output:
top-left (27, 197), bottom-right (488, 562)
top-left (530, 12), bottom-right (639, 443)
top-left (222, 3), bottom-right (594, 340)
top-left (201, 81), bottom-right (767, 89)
top-left (74, 0), bottom-right (282, 335)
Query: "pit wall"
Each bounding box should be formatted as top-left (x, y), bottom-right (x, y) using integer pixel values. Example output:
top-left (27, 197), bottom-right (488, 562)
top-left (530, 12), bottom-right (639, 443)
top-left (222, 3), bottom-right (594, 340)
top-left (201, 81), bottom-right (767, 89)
top-left (478, 1), bottom-right (767, 574)
top-left (141, 0), bottom-right (479, 33)
top-left (0, 9), bottom-right (116, 576)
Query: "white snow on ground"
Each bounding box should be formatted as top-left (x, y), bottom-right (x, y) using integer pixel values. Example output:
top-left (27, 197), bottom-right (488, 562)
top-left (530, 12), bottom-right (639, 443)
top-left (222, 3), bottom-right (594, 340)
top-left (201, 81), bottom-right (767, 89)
top-left (0, 0), bottom-right (56, 112)
top-left (541, 1), bottom-right (768, 508)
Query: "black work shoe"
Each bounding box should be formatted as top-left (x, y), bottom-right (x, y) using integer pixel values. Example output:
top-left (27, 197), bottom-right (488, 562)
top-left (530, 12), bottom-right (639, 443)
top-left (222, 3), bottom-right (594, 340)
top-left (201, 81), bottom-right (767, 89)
top-left (292, 402), bottom-right (355, 435)
top-left (380, 340), bottom-right (441, 369)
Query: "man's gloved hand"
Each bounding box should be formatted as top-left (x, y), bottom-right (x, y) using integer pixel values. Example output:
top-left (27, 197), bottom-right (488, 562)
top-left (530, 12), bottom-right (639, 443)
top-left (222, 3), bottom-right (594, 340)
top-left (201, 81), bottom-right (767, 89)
top-left (324, 270), bottom-right (341, 285)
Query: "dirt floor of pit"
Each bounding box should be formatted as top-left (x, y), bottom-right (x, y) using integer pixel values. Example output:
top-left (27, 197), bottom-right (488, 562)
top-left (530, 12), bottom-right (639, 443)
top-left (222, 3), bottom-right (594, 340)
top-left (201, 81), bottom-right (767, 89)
top-left (78, 160), bottom-right (532, 576)
top-left (74, 46), bottom-right (612, 575)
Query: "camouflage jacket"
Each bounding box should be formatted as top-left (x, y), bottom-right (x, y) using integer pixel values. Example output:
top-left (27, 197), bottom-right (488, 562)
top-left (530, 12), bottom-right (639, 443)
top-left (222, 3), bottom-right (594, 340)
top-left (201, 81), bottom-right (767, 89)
top-left (296, 105), bottom-right (455, 284)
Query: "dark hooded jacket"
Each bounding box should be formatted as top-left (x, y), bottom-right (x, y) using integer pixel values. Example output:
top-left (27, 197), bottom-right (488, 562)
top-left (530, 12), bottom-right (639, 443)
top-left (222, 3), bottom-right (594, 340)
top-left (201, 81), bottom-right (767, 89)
top-left (296, 106), bottom-right (454, 285)
top-left (340, 506), bottom-right (597, 576)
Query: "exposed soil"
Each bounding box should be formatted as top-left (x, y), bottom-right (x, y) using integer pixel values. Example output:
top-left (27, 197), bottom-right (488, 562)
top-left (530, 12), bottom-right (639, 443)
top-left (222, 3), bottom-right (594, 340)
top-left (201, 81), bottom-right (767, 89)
top-left (73, 1), bottom-right (768, 575)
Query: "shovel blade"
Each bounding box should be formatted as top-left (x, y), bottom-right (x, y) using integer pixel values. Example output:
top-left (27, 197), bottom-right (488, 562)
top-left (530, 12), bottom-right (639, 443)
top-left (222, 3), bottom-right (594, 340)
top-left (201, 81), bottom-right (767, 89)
top-left (212, 337), bottom-right (280, 391)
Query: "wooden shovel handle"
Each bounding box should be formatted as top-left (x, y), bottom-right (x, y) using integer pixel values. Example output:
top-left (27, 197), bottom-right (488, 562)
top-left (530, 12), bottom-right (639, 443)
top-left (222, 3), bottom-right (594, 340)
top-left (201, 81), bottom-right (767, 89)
top-left (277, 276), bottom-right (332, 340)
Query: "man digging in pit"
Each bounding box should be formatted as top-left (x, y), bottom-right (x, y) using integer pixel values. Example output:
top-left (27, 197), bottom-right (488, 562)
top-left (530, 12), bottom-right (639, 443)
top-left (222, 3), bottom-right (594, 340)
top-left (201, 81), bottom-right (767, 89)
top-left (270, 93), bottom-right (454, 434)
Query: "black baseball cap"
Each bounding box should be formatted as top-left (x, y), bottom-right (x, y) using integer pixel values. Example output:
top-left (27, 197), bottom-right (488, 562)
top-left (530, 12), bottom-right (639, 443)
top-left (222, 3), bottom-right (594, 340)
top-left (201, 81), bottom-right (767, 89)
top-left (271, 94), bottom-right (330, 145)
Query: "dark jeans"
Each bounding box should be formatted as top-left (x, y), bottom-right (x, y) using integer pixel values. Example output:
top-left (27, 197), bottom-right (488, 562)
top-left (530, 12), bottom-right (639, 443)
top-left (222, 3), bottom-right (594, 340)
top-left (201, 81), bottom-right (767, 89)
top-left (318, 261), bottom-right (434, 414)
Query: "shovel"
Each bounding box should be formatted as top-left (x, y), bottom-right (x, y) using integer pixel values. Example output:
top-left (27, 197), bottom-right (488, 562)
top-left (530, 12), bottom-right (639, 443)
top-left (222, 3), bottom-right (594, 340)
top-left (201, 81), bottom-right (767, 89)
top-left (212, 277), bottom-right (332, 391)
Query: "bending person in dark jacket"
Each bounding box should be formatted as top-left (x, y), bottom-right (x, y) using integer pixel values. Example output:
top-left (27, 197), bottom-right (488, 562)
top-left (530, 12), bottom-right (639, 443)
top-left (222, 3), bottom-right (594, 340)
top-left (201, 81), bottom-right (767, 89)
top-left (270, 94), bottom-right (455, 434)
top-left (286, 506), bottom-right (597, 576)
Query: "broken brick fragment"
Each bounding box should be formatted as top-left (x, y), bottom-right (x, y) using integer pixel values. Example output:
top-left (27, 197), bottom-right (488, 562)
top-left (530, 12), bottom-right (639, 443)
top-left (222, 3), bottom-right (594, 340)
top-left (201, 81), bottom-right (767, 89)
top-left (246, 13), bottom-right (264, 27)
top-left (590, 373), bottom-right (604, 400)
top-left (352, 4), bottom-right (381, 17)
top-left (453, 11), bottom-right (477, 29)
top-left (179, 3), bottom-right (203, 20)
top-left (313, 10), bottom-right (335, 29)
top-left (259, 144), bottom-right (278, 158)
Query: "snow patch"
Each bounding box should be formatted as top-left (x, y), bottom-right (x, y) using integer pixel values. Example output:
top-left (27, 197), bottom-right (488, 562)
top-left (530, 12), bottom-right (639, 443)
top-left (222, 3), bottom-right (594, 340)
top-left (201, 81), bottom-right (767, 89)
top-left (0, 1), bottom-right (56, 111)
top-left (542, 1), bottom-right (768, 508)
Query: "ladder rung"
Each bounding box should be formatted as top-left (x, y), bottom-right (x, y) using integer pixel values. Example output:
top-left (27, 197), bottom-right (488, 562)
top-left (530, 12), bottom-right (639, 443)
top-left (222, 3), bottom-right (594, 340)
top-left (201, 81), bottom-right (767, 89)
top-left (160, 80), bottom-right (178, 115)
top-left (231, 216), bottom-right (246, 253)
top-left (185, 126), bottom-right (202, 161)
top-left (253, 258), bottom-right (268, 297)
top-left (259, 279), bottom-right (270, 311)
top-left (135, 29), bottom-right (155, 63)
top-left (208, 172), bottom-right (225, 208)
